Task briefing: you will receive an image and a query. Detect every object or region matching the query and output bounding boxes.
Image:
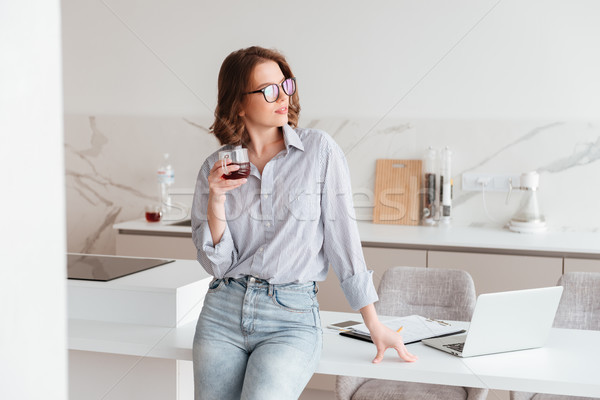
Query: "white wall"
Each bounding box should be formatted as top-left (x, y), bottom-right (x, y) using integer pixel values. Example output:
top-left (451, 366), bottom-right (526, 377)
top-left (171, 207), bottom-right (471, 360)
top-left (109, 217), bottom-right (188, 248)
top-left (62, 0), bottom-right (600, 119)
top-left (61, 0), bottom-right (600, 254)
top-left (0, 1), bottom-right (67, 399)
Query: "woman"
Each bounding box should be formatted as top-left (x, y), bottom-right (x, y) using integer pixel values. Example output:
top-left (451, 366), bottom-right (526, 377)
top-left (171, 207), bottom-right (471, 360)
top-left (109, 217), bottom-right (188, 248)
top-left (191, 46), bottom-right (417, 400)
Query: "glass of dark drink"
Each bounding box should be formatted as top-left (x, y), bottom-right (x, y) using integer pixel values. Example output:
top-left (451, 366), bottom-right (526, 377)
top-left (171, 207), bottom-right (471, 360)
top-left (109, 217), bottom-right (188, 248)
top-left (145, 204), bottom-right (162, 222)
top-left (219, 146), bottom-right (250, 180)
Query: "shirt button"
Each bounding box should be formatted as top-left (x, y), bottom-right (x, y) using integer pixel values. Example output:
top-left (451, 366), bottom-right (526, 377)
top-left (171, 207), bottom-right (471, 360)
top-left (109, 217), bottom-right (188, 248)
top-left (265, 222), bottom-right (271, 227)
top-left (263, 194), bottom-right (269, 199)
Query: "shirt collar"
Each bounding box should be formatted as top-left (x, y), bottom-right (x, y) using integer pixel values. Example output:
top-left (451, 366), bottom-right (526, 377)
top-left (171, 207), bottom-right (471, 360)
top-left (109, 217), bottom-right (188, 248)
top-left (282, 124), bottom-right (304, 152)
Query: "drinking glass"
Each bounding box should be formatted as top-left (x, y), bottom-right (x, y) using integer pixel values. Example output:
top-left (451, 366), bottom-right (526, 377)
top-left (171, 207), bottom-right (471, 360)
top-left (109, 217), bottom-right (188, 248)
top-left (145, 204), bottom-right (162, 222)
top-left (219, 146), bottom-right (250, 180)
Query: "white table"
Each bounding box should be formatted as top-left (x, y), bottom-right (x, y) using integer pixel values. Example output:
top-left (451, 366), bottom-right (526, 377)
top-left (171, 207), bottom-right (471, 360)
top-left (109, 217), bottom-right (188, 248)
top-left (69, 311), bottom-right (600, 398)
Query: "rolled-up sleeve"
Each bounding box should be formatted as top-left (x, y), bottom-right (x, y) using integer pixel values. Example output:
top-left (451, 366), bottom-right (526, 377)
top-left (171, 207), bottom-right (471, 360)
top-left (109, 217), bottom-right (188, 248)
top-left (191, 159), bottom-right (238, 277)
top-left (320, 137), bottom-right (379, 310)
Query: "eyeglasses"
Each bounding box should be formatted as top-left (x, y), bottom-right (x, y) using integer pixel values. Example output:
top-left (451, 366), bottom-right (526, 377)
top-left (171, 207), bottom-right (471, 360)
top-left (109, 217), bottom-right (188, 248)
top-left (245, 77), bottom-right (296, 103)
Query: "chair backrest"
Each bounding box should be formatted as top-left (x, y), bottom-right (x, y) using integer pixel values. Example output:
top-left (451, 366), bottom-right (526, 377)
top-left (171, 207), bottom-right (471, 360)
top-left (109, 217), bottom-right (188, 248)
top-left (554, 271), bottom-right (600, 330)
top-left (375, 266), bottom-right (477, 322)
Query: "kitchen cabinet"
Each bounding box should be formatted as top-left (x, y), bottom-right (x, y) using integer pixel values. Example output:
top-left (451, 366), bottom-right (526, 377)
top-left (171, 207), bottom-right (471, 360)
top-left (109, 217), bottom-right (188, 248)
top-left (428, 251), bottom-right (563, 295)
top-left (564, 258), bottom-right (600, 273)
top-left (363, 246), bottom-right (427, 271)
top-left (318, 247), bottom-right (426, 313)
top-left (116, 232), bottom-right (196, 260)
top-left (113, 220), bottom-right (599, 305)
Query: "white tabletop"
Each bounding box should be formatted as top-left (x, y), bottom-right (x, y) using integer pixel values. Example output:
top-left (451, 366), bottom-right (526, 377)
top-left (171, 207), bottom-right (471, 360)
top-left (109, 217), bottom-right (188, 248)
top-left (320, 313), bottom-right (600, 398)
top-left (68, 311), bottom-right (600, 398)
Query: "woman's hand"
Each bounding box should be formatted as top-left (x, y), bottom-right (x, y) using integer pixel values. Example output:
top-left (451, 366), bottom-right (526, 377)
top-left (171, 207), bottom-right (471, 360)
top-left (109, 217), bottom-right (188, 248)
top-left (207, 159), bottom-right (247, 201)
top-left (368, 320), bottom-right (418, 364)
top-left (206, 159), bottom-right (247, 245)
top-left (360, 303), bottom-right (418, 363)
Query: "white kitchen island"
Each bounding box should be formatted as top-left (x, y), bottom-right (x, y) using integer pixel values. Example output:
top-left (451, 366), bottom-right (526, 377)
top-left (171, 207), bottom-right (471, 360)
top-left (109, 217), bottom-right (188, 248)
top-left (68, 256), bottom-right (600, 400)
top-left (68, 257), bottom-right (211, 400)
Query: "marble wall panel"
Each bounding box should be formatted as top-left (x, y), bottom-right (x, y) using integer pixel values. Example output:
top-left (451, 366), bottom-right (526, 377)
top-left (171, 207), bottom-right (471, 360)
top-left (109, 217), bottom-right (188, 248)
top-left (64, 115), bottom-right (219, 254)
top-left (64, 115), bottom-right (600, 255)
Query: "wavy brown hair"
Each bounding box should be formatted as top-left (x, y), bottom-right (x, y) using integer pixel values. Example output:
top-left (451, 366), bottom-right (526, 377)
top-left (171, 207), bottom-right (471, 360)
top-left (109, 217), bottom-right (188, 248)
top-left (210, 46), bottom-right (300, 146)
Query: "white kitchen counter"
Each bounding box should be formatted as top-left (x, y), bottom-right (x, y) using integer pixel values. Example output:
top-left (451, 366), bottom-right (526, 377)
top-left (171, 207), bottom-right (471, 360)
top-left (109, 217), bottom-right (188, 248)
top-left (113, 219), bottom-right (600, 259)
top-left (357, 222), bottom-right (600, 258)
top-left (113, 219), bottom-right (193, 236)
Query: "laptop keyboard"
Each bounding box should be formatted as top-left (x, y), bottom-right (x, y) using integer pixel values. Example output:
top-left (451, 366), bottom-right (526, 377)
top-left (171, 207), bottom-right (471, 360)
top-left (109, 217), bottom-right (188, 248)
top-left (443, 342), bottom-right (465, 353)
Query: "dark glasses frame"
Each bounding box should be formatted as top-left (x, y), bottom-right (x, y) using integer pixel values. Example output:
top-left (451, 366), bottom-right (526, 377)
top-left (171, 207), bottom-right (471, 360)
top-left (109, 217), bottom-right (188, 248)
top-left (245, 77), bottom-right (296, 103)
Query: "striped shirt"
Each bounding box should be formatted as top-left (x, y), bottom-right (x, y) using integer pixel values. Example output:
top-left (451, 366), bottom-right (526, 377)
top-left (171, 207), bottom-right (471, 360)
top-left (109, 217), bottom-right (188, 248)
top-left (191, 124), bottom-right (378, 310)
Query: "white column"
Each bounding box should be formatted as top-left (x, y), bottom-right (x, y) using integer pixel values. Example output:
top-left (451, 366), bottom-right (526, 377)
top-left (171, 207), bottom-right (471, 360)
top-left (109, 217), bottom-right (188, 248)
top-left (0, 1), bottom-right (67, 399)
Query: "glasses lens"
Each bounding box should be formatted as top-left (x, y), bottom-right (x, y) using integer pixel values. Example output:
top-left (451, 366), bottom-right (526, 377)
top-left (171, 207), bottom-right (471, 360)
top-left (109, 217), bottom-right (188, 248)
top-left (263, 84), bottom-right (278, 103)
top-left (282, 78), bottom-right (296, 96)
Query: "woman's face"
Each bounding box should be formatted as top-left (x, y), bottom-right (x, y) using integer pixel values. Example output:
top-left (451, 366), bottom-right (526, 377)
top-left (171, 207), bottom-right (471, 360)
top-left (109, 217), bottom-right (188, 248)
top-left (239, 60), bottom-right (289, 134)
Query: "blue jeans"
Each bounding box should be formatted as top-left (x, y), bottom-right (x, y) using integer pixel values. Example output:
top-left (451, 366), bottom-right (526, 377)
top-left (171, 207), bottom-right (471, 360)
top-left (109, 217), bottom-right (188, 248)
top-left (193, 276), bottom-right (323, 400)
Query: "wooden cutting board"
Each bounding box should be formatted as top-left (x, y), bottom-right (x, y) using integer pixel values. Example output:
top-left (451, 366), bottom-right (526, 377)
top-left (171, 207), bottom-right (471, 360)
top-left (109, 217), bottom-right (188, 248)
top-left (373, 159), bottom-right (422, 225)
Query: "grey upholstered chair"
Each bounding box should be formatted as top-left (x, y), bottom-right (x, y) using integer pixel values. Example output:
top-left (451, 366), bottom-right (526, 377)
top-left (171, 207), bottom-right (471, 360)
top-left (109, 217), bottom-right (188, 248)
top-left (335, 266), bottom-right (489, 400)
top-left (510, 272), bottom-right (600, 400)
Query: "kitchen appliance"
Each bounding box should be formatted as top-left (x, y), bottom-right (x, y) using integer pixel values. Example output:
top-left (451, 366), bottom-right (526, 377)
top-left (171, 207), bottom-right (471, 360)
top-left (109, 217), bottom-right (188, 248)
top-left (507, 171), bottom-right (547, 233)
top-left (67, 253), bottom-right (174, 281)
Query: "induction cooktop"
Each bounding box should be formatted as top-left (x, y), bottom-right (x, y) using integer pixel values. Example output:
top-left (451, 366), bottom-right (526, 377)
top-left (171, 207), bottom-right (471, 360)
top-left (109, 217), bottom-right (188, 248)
top-left (67, 253), bottom-right (175, 282)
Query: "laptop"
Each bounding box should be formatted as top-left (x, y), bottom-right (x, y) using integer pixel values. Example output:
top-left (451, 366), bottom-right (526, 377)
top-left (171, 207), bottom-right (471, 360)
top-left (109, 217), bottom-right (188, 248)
top-left (422, 286), bottom-right (563, 357)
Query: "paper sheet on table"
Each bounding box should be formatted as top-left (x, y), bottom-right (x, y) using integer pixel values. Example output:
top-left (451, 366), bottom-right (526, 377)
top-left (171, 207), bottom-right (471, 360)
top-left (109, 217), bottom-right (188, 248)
top-left (350, 315), bottom-right (464, 344)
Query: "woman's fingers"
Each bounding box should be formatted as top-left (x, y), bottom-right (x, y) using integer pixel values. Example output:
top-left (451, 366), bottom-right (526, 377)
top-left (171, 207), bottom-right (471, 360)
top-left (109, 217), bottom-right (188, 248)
top-left (210, 159), bottom-right (239, 178)
top-left (208, 159), bottom-right (247, 196)
top-left (394, 345), bottom-right (418, 362)
top-left (372, 345), bottom-right (417, 364)
top-left (372, 347), bottom-right (386, 364)
top-left (370, 325), bottom-right (419, 364)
